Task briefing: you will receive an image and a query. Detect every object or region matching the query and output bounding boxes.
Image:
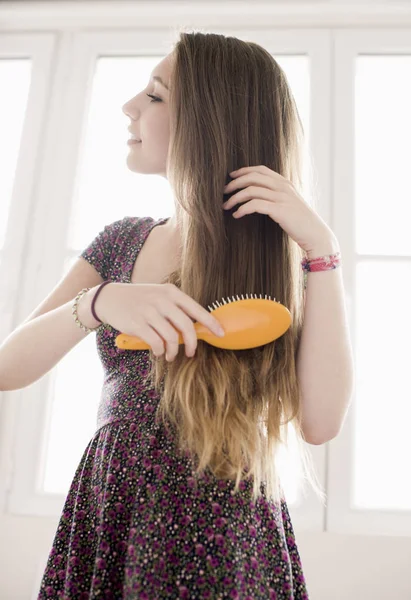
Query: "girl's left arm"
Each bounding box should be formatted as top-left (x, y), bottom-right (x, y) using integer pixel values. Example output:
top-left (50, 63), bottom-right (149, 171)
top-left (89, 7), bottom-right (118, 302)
top-left (296, 237), bottom-right (355, 445)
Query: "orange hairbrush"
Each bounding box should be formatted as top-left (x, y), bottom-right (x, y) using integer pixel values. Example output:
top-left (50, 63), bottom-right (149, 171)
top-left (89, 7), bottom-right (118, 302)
top-left (115, 294), bottom-right (292, 351)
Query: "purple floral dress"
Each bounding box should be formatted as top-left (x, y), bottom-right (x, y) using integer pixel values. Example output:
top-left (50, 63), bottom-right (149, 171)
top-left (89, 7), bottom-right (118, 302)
top-left (37, 216), bottom-right (309, 600)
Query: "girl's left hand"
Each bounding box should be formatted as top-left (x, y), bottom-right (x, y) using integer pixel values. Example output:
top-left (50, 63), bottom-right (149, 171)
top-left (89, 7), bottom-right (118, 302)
top-left (223, 165), bottom-right (338, 257)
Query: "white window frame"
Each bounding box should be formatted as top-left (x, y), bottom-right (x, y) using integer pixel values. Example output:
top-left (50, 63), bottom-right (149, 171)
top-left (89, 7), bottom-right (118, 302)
top-left (0, 32), bottom-right (56, 345)
top-left (327, 28), bottom-right (411, 537)
top-left (0, 31), bottom-right (59, 516)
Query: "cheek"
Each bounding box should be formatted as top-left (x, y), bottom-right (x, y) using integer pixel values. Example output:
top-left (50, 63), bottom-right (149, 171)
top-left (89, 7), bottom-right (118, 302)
top-left (147, 114), bottom-right (169, 145)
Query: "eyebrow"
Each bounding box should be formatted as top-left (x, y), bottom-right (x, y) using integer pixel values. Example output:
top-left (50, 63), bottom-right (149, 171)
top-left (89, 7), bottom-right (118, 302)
top-left (152, 75), bottom-right (170, 91)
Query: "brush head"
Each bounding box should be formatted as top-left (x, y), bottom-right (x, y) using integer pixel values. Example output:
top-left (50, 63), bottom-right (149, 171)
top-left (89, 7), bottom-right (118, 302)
top-left (115, 294), bottom-right (292, 351)
top-left (197, 294), bottom-right (292, 349)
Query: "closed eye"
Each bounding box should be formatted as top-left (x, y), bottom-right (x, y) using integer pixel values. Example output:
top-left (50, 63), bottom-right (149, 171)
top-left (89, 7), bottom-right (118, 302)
top-left (146, 93), bottom-right (162, 103)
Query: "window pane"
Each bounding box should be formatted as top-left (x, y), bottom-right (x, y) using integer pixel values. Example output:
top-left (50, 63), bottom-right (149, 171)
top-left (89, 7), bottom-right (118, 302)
top-left (45, 55), bottom-right (310, 498)
top-left (271, 55), bottom-right (311, 505)
top-left (353, 260), bottom-right (411, 510)
top-left (0, 59), bottom-right (32, 251)
top-left (355, 56), bottom-right (411, 256)
top-left (67, 57), bottom-right (173, 253)
top-left (276, 55), bottom-right (311, 202)
top-left (277, 424), bottom-right (305, 505)
top-left (41, 256), bottom-right (104, 494)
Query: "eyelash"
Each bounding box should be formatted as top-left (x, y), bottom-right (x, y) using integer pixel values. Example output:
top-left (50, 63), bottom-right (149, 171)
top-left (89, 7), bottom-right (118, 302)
top-left (146, 93), bottom-right (162, 103)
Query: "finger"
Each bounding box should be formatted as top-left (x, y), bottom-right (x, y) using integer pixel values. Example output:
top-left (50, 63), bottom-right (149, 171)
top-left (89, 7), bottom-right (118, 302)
top-left (233, 198), bottom-right (281, 218)
top-left (229, 173), bottom-right (290, 194)
top-left (165, 306), bottom-right (198, 358)
top-left (185, 300), bottom-right (224, 337)
top-left (223, 186), bottom-right (277, 210)
top-left (231, 165), bottom-right (287, 185)
top-left (143, 305), bottom-right (180, 359)
top-left (171, 287), bottom-right (224, 337)
top-left (133, 319), bottom-right (166, 357)
top-left (153, 316), bottom-right (181, 361)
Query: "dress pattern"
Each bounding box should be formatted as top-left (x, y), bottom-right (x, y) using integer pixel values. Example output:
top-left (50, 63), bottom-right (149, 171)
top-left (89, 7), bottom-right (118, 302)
top-left (37, 215), bottom-right (309, 599)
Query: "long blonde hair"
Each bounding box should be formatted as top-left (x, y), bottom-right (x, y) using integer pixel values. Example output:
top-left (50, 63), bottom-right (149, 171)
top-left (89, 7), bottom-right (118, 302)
top-left (142, 30), bottom-right (324, 504)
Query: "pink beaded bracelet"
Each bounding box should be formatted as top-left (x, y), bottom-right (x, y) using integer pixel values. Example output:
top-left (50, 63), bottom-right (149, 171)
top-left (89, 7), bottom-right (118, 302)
top-left (301, 251), bottom-right (342, 290)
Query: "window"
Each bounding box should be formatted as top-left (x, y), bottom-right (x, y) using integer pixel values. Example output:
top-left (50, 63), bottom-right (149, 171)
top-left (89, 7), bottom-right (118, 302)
top-left (0, 59), bottom-right (32, 255)
top-left (7, 27), bottom-right (410, 539)
top-left (354, 55), bottom-right (411, 511)
top-left (328, 30), bottom-right (411, 535)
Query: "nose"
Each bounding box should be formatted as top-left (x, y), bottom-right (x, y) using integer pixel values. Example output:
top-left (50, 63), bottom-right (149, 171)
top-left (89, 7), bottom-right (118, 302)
top-left (122, 98), bottom-right (135, 117)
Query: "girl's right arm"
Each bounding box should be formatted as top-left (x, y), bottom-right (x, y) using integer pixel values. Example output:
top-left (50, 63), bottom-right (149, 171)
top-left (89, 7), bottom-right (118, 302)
top-left (0, 258), bottom-right (224, 392)
top-left (0, 259), bottom-right (106, 392)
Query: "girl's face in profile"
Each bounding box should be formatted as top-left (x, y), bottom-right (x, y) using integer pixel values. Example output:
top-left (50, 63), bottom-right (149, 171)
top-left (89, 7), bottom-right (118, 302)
top-left (122, 52), bottom-right (173, 178)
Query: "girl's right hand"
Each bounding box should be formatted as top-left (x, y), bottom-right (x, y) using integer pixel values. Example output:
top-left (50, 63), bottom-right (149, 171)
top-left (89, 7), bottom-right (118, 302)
top-left (94, 282), bottom-right (225, 360)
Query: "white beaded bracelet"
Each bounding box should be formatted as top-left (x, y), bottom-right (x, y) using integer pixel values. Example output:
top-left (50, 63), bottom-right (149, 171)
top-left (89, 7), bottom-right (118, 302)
top-left (72, 287), bottom-right (103, 334)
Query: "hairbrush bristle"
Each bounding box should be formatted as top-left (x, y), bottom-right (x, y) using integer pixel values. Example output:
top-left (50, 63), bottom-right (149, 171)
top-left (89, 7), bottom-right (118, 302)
top-left (207, 293), bottom-right (277, 312)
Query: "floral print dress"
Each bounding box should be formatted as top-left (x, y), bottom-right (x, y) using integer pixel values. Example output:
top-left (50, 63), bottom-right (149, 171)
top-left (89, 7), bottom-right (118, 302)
top-left (37, 215), bottom-right (309, 600)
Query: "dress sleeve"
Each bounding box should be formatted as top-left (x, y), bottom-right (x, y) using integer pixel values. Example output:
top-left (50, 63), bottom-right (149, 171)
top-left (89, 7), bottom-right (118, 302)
top-left (78, 217), bottom-right (129, 281)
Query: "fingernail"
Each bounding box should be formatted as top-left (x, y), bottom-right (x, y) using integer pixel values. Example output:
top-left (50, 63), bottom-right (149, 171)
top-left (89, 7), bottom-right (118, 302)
top-left (217, 328), bottom-right (225, 336)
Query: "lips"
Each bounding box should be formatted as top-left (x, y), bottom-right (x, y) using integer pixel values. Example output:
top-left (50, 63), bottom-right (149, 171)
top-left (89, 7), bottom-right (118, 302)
top-left (128, 128), bottom-right (141, 142)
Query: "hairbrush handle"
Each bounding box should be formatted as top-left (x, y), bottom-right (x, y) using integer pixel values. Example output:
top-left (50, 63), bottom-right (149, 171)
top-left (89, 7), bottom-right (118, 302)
top-left (116, 322), bottom-right (226, 350)
top-left (115, 297), bottom-right (292, 351)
